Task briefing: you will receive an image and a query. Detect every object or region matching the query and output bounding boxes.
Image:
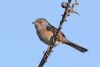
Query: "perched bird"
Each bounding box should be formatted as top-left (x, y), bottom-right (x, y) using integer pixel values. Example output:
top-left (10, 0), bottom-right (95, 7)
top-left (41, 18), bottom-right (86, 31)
top-left (32, 18), bottom-right (88, 53)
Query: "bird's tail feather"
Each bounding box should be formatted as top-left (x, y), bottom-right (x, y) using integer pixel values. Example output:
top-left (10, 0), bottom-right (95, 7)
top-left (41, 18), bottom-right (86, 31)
top-left (65, 42), bottom-right (88, 53)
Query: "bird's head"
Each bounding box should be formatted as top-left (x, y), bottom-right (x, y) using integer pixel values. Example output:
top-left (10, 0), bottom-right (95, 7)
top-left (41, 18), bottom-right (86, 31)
top-left (32, 18), bottom-right (49, 31)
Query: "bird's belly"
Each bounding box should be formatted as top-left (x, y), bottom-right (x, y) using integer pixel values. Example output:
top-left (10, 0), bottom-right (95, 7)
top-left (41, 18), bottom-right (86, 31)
top-left (38, 30), bottom-right (53, 45)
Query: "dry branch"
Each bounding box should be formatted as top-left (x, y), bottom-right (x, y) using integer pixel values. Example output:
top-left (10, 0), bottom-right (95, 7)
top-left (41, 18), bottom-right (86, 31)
top-left (38, 0), bottom-right (79, 67)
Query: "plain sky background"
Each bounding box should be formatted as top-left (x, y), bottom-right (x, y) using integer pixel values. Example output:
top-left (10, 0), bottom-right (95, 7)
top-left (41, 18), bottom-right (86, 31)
top-left (0, 0), bottom-right (100, 67)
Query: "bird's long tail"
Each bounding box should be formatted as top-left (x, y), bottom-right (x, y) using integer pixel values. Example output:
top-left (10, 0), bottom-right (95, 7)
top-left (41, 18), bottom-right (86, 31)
top-left (65, 42), bottom-right (88, 53)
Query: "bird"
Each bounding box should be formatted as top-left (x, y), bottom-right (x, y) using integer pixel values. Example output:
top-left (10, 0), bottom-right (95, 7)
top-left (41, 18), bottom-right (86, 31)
top-left (32, 18), bottom-right (88, 53)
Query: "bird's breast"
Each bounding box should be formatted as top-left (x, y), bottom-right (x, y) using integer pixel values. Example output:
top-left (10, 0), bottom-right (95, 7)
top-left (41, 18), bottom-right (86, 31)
top-left (37, 29), bottom-right (53, 45)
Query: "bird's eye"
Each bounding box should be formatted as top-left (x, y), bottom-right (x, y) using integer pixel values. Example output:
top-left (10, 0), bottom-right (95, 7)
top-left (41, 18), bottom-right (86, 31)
top-left (39, 21), bottom-right (42, 24)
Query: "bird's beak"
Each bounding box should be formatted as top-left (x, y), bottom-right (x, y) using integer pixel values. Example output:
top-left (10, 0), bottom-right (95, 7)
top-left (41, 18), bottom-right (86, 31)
top-left (32, 22), bottom-right (35, 24)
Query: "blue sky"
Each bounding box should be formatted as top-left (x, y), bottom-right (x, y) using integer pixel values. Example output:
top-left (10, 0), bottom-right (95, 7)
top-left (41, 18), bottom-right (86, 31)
top-left (0, 0), bottom-right (100, 67)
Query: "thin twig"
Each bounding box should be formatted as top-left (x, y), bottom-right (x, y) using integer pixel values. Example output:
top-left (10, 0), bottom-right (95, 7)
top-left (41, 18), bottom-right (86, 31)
top-left (38, 46), bottom-right (53, 67)
top-left (38, 0), bottom-right (79, 67)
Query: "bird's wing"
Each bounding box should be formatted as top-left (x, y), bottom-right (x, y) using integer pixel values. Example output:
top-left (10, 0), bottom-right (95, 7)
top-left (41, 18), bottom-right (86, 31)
top-left (46, 23), bottom-right (66, 38)
top-left (46, 23), bottom-right (57, 33)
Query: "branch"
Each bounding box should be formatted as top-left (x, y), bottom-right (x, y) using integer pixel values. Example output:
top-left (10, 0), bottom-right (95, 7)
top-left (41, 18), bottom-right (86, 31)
top-left (38, 46), bottom-right (53, 67)
top-left (38, 0), bottom-right (79, 67)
